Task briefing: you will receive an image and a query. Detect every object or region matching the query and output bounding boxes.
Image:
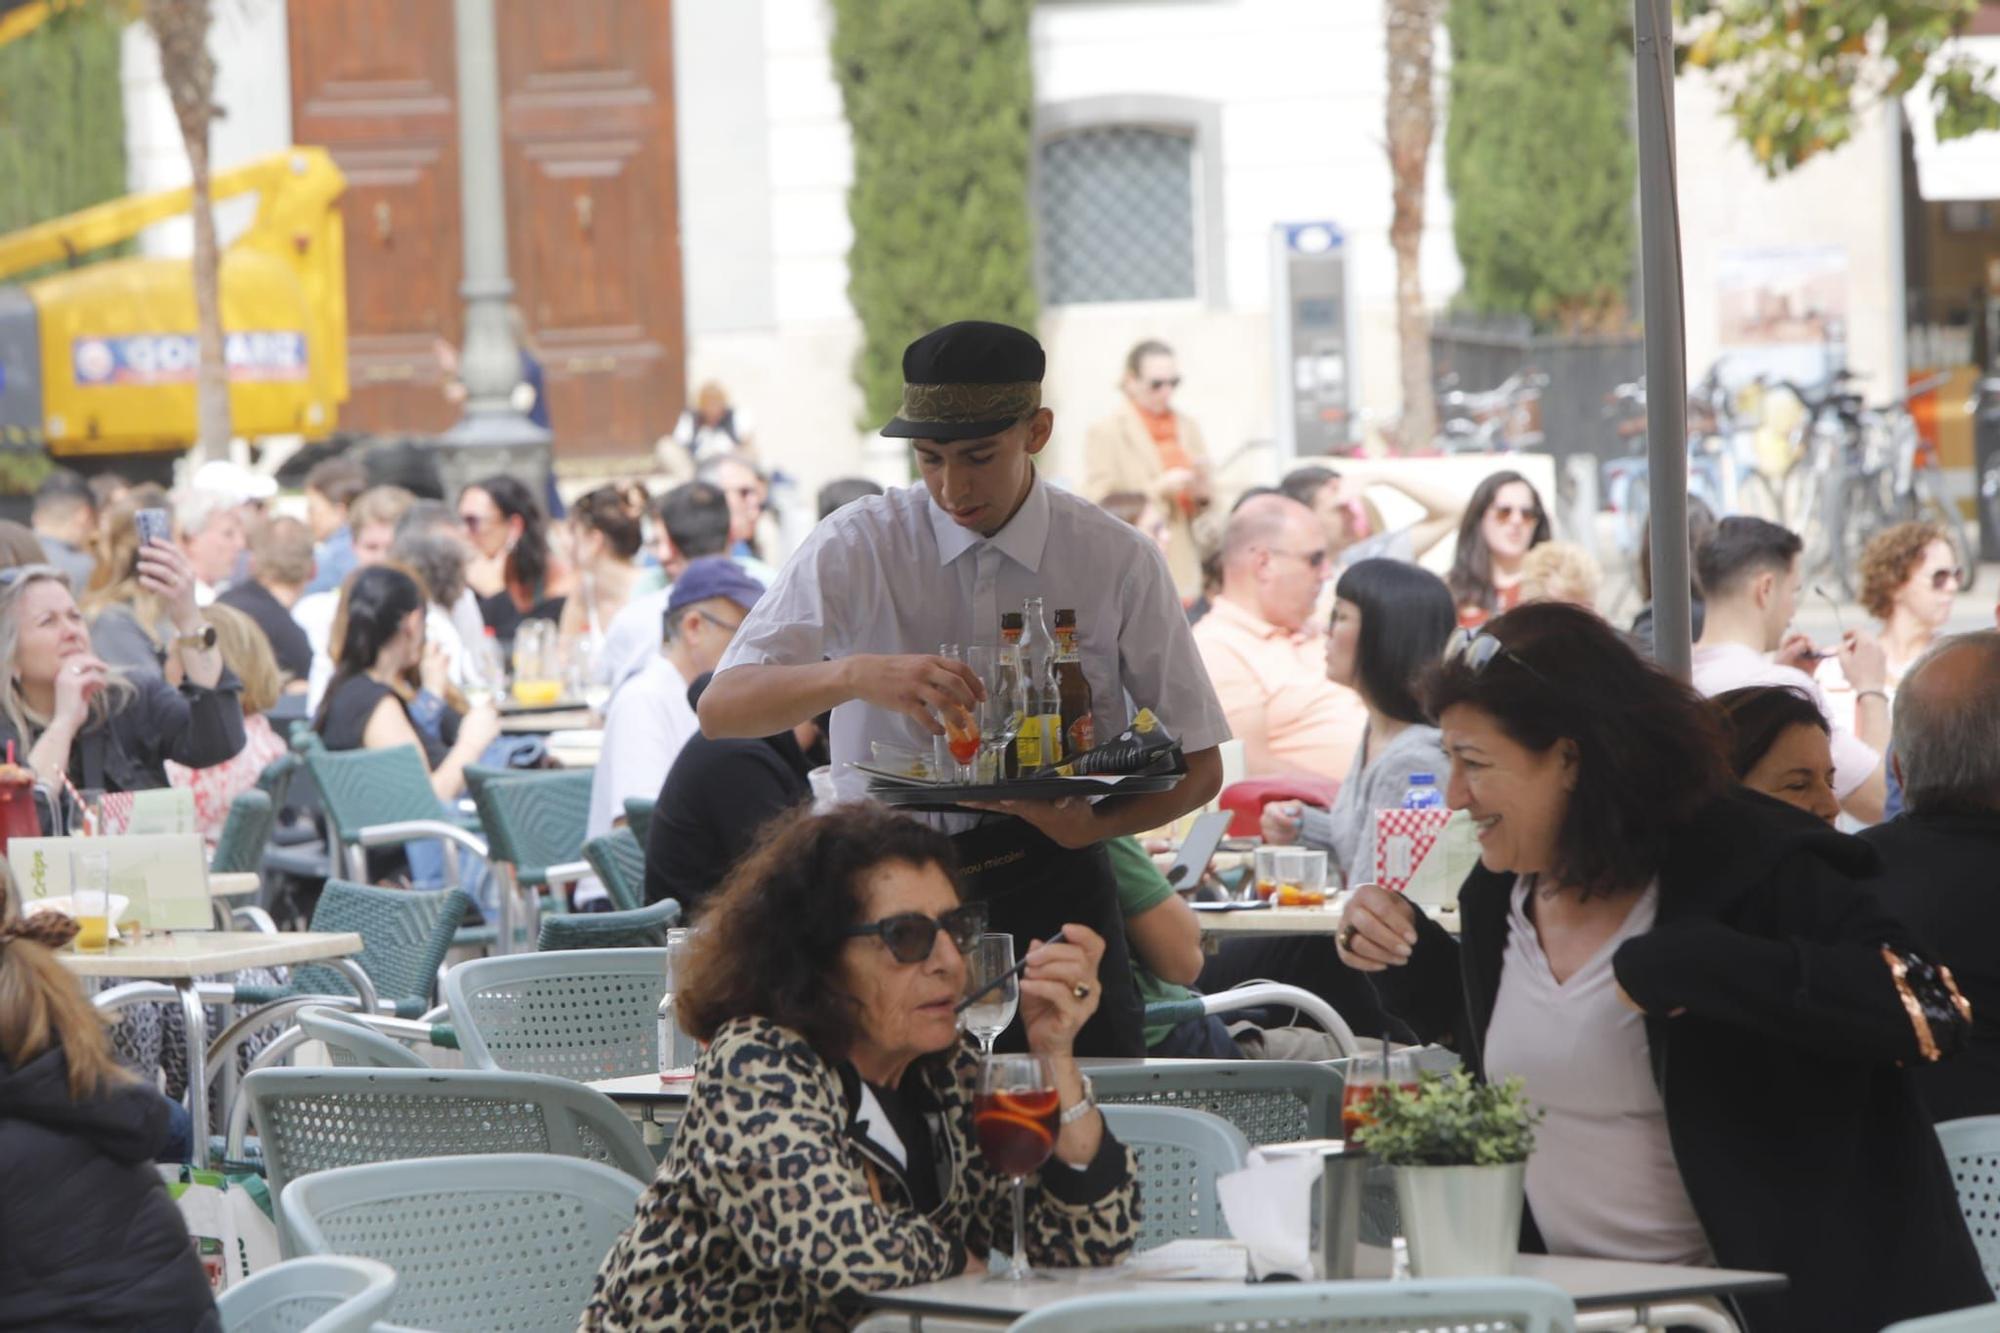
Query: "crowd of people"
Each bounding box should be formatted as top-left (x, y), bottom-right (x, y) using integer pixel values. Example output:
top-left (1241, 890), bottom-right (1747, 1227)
top-left (1, 322), bottom-right (1998, 1330)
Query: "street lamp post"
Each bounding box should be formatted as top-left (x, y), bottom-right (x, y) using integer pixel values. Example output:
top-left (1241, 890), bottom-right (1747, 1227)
top-left (435, 0), bottom-right (550, 502)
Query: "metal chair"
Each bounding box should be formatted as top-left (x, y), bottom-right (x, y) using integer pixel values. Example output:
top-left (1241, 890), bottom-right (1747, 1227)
top-left (467, 768), bottom-right (594, 952)
top-left (1882, 1304), bottom-right (2000, 1332)
top-left (1099, 1104), bottom-right (1247, 1250)
top-left (211, 788), bottom-right (277, 876)
top-left (277, 1153), bottom-right (643, 1331)
top-left (296, 1004), bottom-right (432, 1069)
top-left (1937, 1116), bottom-right (2000, 1294)
top-left (1006, 1280), bottom-right (1577, 1332)
top-left (444, 948), bottom-right (664, 1082)
top-left (537, 898), bottom-right (680, 951)
top-left (1144, 982), bottom-right (1363, 1058)
top-left (245, 1066), bottom-right (654, 1200)
top-left (622, 796), bottom-right (655, 848)
top-left (582, 825), bottom-right (648, 912)
top-left (214, 1254), bottom-right (398, 1333)
top-left (304, 742), bottom-right (489, 882)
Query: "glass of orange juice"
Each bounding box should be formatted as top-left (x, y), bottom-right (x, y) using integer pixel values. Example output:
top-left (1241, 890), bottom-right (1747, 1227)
top-left (72, 846), bottom-right (112, 953)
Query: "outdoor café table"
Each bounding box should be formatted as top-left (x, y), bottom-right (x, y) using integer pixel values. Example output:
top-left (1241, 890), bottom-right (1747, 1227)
top-left (499, 707), bottom-right (599, 735)
top-left (864, 1253), bottom-right (1787, 1327)
top-left (590, 1073), bottom-right (693, 1148)
top-left (208, 872), bottom-right (260, 899)
top-left (62, 929), bottom-right (371, 1164)
top-left (1195, 898), bottom-right (1460, 943)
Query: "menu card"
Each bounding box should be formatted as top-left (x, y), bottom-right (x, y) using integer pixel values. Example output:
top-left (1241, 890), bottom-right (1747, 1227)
top-left (7, 834), bottom-right (212, 930)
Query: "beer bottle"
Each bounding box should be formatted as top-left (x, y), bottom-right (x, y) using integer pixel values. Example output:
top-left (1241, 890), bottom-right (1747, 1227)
top-left (1053, 608), bottom-right (1095, 757)
top-left (1016, 597), bottom-right (1063, 772)
top-left (997, 612), bottom-right (1025, 779)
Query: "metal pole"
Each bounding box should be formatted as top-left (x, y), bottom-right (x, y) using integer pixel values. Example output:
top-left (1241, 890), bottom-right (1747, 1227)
top-left (439, 0), bottom-right (550, 491)
top-left (1633, 0), bottom-right (1691, 680)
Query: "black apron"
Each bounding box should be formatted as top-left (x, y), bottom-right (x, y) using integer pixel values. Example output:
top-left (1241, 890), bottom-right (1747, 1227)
top-left (950, 817), bottom-right (1144, 1057)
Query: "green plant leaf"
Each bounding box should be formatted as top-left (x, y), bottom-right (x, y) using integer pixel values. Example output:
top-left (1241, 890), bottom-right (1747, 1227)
top-left (1351, 1070), bottom-right (1542, 1168)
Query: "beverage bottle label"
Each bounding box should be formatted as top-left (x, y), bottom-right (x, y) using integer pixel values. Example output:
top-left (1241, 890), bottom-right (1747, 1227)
top-left (1016, 716), bottom-right (1044, 770)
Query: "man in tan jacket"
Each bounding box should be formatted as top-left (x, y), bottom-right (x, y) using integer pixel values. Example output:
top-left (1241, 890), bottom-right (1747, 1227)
top-left (1083, 339), bottom-right (1213, 600)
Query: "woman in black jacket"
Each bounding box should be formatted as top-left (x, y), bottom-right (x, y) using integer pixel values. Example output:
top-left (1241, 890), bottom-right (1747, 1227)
top-left (1337, 602), bottom-right (1986, 1332)
top-left (1, 560), bottom-right (244, 818)
top-left (0, 912), bottom-right (217, 1331)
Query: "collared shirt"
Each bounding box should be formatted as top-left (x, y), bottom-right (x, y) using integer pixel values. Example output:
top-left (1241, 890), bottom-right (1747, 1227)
top-left (1690, 641), bottom-right (1879, 799)
top-left (715, 476), bottom-right (1230, 820)
top-left (1190, 594), bottom-right (1366, 782)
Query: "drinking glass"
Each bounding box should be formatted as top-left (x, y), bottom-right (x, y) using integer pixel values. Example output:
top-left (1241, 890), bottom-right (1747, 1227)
top-left (1251, 846), bottom-right (1282, 903)
top-left (568, 635), bottom-right (612, 715)
top-left (961, 933), bottom-right (1018, 1055)
top-left (974, 1053), bottom-right (1058, 1282)
top-left (511, 620), bottom-right (561, 707)
top-left (935, 644), bottom-right (981, 785)
top-left (1339, 1047), bottom-right (1421, 1141)
top-left (71, 846), bottom-right (112, 954)
top-left (967, 645), bottom-right (1016, 784)
top-left (1274, 848), bottom-right (1329, 907)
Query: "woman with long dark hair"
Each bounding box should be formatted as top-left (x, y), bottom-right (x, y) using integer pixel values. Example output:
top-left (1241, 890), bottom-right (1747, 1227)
top-left (312, 565), bottom-right (499, 807)
top-left (1336, 602), bottom-right (1986, 1330)
top-left (1261, 558), bottom-right (1458, 884)
top-left (1446, 469), bottom-right (1550, 627)
top-left (458, 474), bottom-right (570, 640)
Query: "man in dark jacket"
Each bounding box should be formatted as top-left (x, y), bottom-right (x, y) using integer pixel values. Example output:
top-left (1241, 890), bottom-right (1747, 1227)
top-left (1862, 630), bottom-right (2000, 1123)
top-left (644, 671), bottom-right (825, 914)
top-left (0, 1047), bottom-right (218, 1330)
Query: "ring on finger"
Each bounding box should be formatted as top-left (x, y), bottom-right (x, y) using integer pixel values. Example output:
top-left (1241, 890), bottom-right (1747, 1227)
top-left (1338, 923), bottom-right (1359, 951)
top-left (1071, 981), bottom-right (1090, 1000)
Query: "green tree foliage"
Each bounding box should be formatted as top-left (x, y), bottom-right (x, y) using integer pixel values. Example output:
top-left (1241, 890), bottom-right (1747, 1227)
top-left (1445, 0), bottom-right (1636, 332)
top-left (0, 3), bottom-right (128, 240)
top-left (1683, 0), bottom-right (2000, 176)
top-left (831, 0), bottom-right (1037, 430)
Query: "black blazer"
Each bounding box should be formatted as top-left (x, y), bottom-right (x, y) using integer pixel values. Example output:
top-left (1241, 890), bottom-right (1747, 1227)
top-left (1374, 789), bottom-right (1988, 1333)
top-left (1862, 810), bottom-right (2000, 1124)
top-left (0, 670), bottom-right (245, 815)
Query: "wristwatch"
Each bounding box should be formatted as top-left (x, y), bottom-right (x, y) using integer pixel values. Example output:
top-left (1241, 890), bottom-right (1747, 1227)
top-left (174, 625), bottom-right (217, 651)
top-left (1058, 1073), bottom-right (1097, 1126)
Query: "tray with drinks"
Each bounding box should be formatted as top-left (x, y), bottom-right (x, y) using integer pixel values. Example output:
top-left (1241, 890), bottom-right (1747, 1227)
top-left (865, 769), bottom-right (1184, 808)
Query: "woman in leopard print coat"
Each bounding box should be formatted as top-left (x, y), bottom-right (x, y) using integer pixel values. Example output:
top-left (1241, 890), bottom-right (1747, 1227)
top-left (580, 805), bottom-right (1138, 1332)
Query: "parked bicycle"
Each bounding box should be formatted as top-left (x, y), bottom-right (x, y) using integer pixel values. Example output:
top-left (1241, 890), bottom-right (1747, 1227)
top-left (1434, 369), bottom-right (1548, 454)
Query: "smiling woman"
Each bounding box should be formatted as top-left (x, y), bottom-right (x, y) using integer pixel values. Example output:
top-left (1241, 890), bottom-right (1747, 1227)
top-left (1336, 602), bottom-right (1986, 1330)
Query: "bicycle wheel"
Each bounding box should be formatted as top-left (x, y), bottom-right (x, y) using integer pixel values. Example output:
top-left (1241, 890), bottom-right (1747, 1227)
top-left (1910, 467), bottom-right (1977, 593)
top-left (1830, 468), bottom-right (1897, 602)
top-left (1784, 464), bottom-right (1835, 583)
top-left (1736, 470), bottom-right (1784, 522)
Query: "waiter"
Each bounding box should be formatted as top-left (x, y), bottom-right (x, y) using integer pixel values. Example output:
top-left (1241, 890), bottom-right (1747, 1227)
top-left (698, 320), bottom-right (1230, 1056)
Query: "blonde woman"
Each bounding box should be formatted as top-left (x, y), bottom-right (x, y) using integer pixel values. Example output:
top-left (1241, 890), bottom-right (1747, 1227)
top-left (165, 603), bottom-right (291, 848)
top-left (0, 911), bottom-right (217, 1328)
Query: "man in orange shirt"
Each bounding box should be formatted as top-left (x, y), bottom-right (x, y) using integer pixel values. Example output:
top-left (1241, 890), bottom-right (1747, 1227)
top-left (1191, 494), bottom-right (1366, 780)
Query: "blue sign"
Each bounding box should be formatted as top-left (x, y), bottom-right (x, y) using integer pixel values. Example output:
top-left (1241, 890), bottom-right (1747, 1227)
top-left (1281, 222), bottom-right (1345, 255)
top-left (72, 332), bottom-right (307, 386)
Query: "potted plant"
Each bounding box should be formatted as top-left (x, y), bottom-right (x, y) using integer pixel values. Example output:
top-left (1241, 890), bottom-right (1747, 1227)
top-left (1352, 1069), bottom-right (1540, 1277)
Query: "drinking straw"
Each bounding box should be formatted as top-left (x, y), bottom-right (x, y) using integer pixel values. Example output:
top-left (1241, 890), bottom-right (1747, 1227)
top-left (956, 929), bottom-right (1067, 1014)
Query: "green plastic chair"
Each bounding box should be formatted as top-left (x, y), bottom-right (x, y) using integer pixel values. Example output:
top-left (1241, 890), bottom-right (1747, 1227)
top-left (468, 768), bottom-right (595, 951)
top-left (254, 750), bottom-right (302, 813)
top-left (581, 826), bottom-right (648, 912)
top-left (1099, 1104), bottom-right (1247, 1250)
top-left (1005, 1280), bottom-right (1577, 1332)
top-left (304, 743), bottom-right (489, 885)
top-left (211, 788), bottom-right (276, 876)
top-left (1937, 1116), bottom-right (2000, 1294)
top-left (215, 1254), bottom-right (397, 1333)
top-left (537, 898), bottom-right (680, 951)
top-left (277, 1153), bottom-right (643, 1330)
top-left (622, 796), bottom-right (655, 847)
top-left (1884, 1304), bottom-right (2000, 1332)
top-left (295, 1004), bottom-right (434, 1069)
top-left (245, 1066), bottom-right (654, 1201)
top-left (443, 948), bottom-right (664, 1082)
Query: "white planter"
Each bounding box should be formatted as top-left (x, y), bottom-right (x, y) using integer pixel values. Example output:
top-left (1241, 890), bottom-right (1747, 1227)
top-left (1393, 1161), bottom-right (1526, 1278)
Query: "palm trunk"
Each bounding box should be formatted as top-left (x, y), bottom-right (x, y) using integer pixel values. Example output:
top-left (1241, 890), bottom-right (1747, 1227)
top-left (1386, 0), bottom-right (1439, 454)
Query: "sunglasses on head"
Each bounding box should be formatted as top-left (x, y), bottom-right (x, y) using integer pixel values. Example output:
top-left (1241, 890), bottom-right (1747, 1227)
top-left (845, 903), bottom-right (987, 964)
top-left (1147, 377), bottom-right (1182, 391)
top-left (1445, 626), bottom-right (1553, 686)
top-left (1930, 567), bottom-right (1967, 591)
top-left (1489, 504), bottom-right (1541, 524)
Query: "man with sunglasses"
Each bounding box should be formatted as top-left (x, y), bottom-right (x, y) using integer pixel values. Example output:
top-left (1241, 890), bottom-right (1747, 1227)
top-left (699, 320), bottom-right (1231, 1058)
top-left (1192, 493), bottom-right (1367, 782)
top-left (1083, 338), bottom-right (1213, 601)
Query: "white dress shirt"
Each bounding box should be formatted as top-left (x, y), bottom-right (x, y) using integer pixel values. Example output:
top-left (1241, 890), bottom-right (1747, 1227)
top-left (578, 653), bottom-right (697, 906)
top-left (602, 587), bottom-right (670, 698)
top-left (715, 476), bottom-right (1231, 820)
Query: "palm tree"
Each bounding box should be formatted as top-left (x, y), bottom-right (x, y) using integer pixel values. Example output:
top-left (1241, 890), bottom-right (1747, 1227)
top-left (1385, 0), bottom-right (1440, 453)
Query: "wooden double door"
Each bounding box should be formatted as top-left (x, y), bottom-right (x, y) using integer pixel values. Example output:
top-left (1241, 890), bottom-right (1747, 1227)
top-left (288, 0), bottom-right (685, 458)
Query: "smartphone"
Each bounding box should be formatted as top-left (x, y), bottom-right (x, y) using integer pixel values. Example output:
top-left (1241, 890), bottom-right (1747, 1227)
top-left (135, 507), bottom-right (171, 548)
top-left (1163, 809), bottom-right (1234, 890)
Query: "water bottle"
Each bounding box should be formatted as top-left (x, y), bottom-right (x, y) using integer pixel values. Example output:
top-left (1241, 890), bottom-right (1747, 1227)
top-left (1401, 774), bottom-right (1443, 810)
top-left (658, 927), bottom-right (699, 1082)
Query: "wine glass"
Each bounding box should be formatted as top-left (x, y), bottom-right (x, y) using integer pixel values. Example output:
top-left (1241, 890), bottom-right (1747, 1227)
top-left (961, 933), bottom-right (1018, 1056)
top-left (568, 635), bottom-right (612, 715)
top-left (967, 645), bottom-right (1015, 783)
top-left (974, 1052), bottom-right (1059, 1282)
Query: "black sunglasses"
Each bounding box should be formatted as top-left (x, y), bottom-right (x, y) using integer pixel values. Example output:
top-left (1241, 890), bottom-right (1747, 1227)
top-left (845, 903), bottom-right (988, 964)
top-left (1445, 626), bottom-right (1553, 687)
top-left (1147, 376), bottom-right (1183, 391)
top-left (1930, 567), bottom-right (1967, 592)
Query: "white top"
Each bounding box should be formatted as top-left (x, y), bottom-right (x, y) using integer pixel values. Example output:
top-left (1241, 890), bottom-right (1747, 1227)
top-left (299, 589), bottom-right (468, 714)
top-left (577, 654), bottom-right (697, 905)
top-left (1689, 642), bottom-right (1878, 799)
top-left (601, 586), bottom-right (670, 697)
top-left (1484, 880), bottom-right (1710, 1267)
top-left (714, 476), bottom-right (1232, 821)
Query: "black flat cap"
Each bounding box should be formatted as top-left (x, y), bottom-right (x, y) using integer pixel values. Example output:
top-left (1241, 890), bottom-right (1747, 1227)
top-left (882, 320), bottom-right (1046, 441)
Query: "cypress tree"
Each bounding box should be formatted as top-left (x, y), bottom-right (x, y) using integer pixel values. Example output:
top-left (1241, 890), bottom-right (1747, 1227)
top-left (1445, 0), bottom-right (1635, 331)
top-left (831, 0), bottom-right (1037, 429)
top-left (0, 5), bottom-right (128, 240)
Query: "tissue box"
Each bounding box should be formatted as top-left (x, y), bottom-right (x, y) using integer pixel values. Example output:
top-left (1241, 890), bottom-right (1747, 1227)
top-left (1373, 807), bottom-right (1453, 894)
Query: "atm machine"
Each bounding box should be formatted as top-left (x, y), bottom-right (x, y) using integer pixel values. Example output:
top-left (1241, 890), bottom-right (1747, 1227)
top-left (1271, 221), bottom-right (1358, 463)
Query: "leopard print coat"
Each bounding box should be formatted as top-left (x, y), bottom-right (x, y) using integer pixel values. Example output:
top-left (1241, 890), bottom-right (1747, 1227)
top-left (579, 1016), bottom-right (1138, 1332)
